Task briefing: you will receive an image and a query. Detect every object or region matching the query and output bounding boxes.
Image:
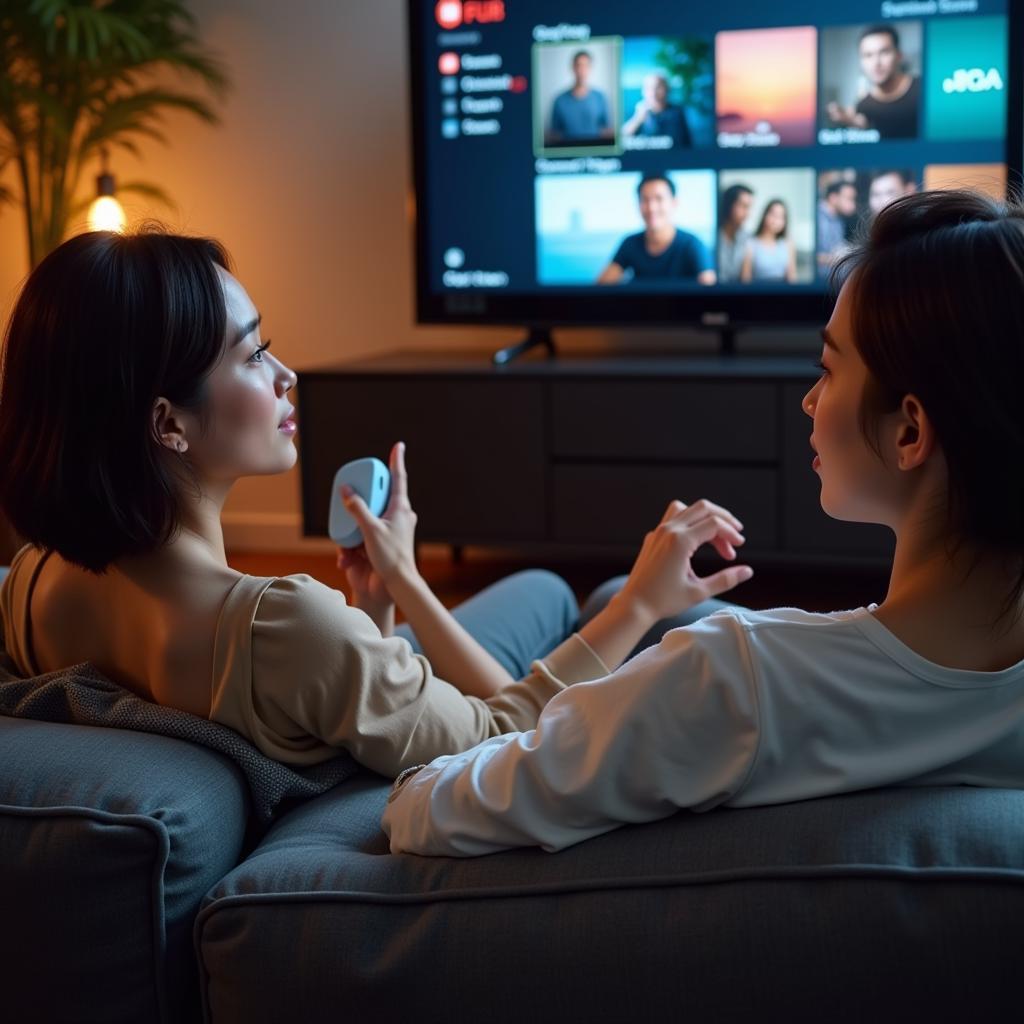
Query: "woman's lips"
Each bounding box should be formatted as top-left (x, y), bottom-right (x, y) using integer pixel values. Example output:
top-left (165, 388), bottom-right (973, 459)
top-left (278, 418), bottom-right (297, 434)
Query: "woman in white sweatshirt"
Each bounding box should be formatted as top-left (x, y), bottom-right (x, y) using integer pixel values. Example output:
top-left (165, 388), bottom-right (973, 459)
top-left (384, 187), bottom-right (1024, 855)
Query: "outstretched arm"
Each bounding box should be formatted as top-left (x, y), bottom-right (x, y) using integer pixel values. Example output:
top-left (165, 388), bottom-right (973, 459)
top-left (345, 446), bottom-right (752, 700)
top-left (382, 614), bottom-right (760, 856)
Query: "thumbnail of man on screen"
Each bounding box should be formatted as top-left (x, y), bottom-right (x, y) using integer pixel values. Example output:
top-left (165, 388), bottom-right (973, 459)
top-left (548, 50), bottom-right (612, 143)
top-left (817, 179), bottom-right (857, 277)
top-left (597, 174), bottom-right (715, 284)
top-left (826, 26), bottom-right (920, 139)
top-left (868, 169), bottom-right (917, 218)
top-left (622, 73), bottom-right (692, 147)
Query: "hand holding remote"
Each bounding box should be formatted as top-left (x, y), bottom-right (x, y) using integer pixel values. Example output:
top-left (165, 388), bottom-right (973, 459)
top-left (329, 457), bottom-right (391, 549)
top-left (338, 442), bottom-right (419, 589)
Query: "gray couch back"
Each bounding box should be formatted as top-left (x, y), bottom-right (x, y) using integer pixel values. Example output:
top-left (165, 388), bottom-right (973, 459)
top-left (4, 713), bottom-right (1024, 1023)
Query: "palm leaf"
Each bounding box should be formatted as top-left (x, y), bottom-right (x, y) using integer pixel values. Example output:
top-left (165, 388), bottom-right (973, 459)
top-left (116, 179), bottom-right (175, 207)
top-left (110, 136), bottom-right (142, 158)
top-left (0, 154), bottom-right (16, 208)
top-left (74, 87), bottom-right (218, 177)
top-left (28, 0), bottom-right (157, 62)
top-left (0, 0), bottom-right (230, 265)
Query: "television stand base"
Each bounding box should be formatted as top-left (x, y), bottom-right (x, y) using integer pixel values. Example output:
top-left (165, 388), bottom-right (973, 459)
top-left (718, 325), bottom-right (737, 356)
top-left (492, 327), bottom-right (556, 365)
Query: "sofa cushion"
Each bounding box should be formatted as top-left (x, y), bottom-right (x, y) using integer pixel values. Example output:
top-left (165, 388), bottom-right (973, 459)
top-left (0, 716), bottom-right (249, 1024)
top-left (197, 778), bottom-right (1024, 1023)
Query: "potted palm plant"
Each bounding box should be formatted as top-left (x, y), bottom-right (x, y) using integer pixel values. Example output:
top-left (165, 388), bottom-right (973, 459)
top-left (0, 0), bottom-right (229, 270)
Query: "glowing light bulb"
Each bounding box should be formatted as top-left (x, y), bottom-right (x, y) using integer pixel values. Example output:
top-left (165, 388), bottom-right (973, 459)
top-left (87, 148), bottom-right (127, 233)
top-left (87, 194), bottom-right (127, 232)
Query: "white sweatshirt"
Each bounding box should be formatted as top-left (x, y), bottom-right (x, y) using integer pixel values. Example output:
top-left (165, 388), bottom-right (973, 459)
top-left (382, 605), bottom-right (1024, 856)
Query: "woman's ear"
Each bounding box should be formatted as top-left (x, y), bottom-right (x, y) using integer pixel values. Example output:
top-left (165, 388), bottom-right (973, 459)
top-left (152, 397), bottom-right (189, 454)
top-left (893, 393), bottom-right (935, 471)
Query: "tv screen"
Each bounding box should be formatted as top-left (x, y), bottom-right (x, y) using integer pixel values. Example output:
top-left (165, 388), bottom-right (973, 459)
top-left (409, 0), bottom-right (1023, 329)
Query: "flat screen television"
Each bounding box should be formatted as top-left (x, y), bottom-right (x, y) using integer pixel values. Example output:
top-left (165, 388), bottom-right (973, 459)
top-left (408, 0), bottom-right (1023, 359)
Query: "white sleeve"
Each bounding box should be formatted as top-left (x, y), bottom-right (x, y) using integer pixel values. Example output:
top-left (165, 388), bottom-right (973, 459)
top-left (381, 612), bottom-right (763, 856)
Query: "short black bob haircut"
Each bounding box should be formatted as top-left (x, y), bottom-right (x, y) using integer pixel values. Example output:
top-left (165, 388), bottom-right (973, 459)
top-left (0, 228), bottom-right (231, 573)
top-left (830, 188), bottom-right (1024, 623)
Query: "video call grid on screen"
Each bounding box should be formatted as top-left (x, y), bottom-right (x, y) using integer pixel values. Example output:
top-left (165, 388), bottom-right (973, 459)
top-left (415, 0), bottom-right (1015, 298)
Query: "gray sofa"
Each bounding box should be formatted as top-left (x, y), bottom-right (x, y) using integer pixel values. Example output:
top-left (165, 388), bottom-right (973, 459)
top-left (3, 704), bottom-right (1023, 1023)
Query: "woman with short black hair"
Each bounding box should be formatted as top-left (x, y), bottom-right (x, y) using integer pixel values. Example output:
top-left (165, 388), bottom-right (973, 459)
top-left (0, 228), bottom-right (753, 777)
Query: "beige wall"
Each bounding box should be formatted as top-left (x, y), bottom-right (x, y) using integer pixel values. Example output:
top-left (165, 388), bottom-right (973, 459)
top-left (0, 0), bottom-right (815, 552)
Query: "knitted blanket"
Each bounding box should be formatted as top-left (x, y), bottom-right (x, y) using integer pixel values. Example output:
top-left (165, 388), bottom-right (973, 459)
top-left (0, 625), bottom-right (362, 828)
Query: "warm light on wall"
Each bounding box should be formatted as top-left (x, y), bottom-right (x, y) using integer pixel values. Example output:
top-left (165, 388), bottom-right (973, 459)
top-left (87, 148), bottom-right (127, 233)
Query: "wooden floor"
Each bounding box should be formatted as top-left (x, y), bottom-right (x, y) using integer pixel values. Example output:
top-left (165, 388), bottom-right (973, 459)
top-left (226, 547), bottom-right (891, 615)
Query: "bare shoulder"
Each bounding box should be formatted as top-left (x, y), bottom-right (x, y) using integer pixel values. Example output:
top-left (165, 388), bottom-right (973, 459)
top-left (30, 552), bottom-right (243, 715)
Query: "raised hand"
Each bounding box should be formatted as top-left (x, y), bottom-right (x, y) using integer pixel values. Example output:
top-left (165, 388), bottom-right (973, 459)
top-left (617, 498), bottom-right (754, 622)
top-left (338, 441), bottom-right (420, 588)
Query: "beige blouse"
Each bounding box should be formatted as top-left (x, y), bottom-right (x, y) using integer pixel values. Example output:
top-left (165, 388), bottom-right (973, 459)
top-left (0, 544), bottom-right (610, 776)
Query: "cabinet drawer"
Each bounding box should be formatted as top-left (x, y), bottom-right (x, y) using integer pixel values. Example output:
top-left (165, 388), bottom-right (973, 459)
top-left (552, 465), bottom-right (778, 548)
top-left (550, 380), bottom-right (778, 461)
top-left (299, 376), bottom-right (546, 542)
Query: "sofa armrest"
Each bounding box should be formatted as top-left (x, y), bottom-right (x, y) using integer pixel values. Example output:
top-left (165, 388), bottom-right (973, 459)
top-left (0, 716), bottom-right (250, 1024)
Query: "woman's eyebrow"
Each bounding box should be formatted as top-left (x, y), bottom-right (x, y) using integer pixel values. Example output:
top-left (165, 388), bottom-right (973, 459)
top-left (820, 327), bottom-right (841, 352)
top-left (232, 313), bottom-right (262, 347)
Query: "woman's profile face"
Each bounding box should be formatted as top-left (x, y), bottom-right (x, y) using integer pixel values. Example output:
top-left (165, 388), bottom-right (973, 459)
top-left (181, 267), bottom-right (299, 483)
top-left (802, 278), bottom-right (901, 526)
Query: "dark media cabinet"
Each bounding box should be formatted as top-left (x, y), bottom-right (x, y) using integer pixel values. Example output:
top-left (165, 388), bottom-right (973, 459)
top-left (297, 351), bottom-right (893, 566)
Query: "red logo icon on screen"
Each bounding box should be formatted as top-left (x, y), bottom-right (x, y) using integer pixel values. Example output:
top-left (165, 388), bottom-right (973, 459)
top-left (435, 1), bottom-right (462, 29)
top-left (438, 52), bottom-right (461, 75)
top-left (435, 1), bottom-right (506, 28)
top-left (465, 1), bottom-right (506, 23)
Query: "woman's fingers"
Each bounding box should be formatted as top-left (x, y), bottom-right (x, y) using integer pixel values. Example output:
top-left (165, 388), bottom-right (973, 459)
top-left (659, 498), bottom-right (687, 525)
top-left (391, 441), bottom-right (408, 500)
top-left (337, 544), bottom-right (367, 570)
top-left (683, 514), bottom-right (745, 555)
top-left (384, 441), bottom-right (410, 519)
top-left (341, 487), bottom-right (377, 536)
top-left (674, 498), bottom-right (744, 533)
top-left (696, 563), bottom-right (755, 599)
top-left (712, 537), bottom-right (736, 561)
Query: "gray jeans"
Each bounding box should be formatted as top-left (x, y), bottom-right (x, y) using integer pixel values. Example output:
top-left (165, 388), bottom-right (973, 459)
top-left (396, 570), bottom-right (739, 677)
